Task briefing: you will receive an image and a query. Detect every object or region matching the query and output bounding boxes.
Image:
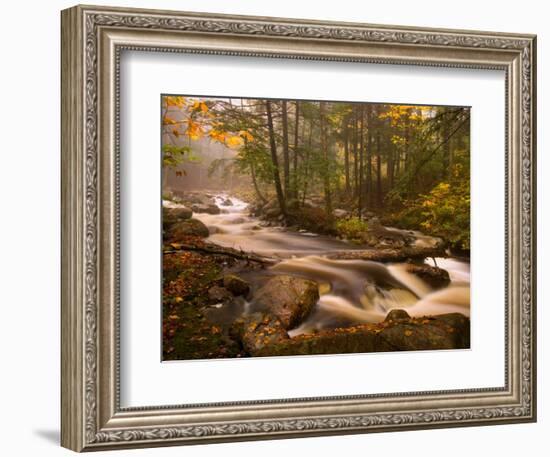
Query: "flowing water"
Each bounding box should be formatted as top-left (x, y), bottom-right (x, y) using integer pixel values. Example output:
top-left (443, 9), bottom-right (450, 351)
top-left (165, 194), bottom-right (470, 336)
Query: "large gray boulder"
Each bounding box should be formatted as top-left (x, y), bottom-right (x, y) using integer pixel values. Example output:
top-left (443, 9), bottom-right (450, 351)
top-left (252, 275), bottom-right (319, 329)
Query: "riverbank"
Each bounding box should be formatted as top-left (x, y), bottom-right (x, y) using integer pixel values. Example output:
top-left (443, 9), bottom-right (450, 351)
top-left (162, 191), bottom-right (470, 361)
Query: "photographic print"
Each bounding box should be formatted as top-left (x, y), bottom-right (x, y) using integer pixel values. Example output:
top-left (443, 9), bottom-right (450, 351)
top-left (161, 95), bottom-right (471, 361)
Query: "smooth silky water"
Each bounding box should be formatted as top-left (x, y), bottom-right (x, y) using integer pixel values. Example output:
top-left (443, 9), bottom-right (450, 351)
top-left (165, 194), bottom-right (470, 337)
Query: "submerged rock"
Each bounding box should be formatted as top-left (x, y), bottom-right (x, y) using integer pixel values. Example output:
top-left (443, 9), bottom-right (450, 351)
top-left (167, 218), bottom-right (209, 239)
top-left (405, 264), bottom-right (451, 289)
top-left (251, 275), bottom-right (319, 329)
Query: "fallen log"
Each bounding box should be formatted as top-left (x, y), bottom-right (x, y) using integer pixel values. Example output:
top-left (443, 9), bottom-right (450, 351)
top-left (163, 242), bottom-right (276, 265)
top-left (326, 245), bottom-right (447, 262)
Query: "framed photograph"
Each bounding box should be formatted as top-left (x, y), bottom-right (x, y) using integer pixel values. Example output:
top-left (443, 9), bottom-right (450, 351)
top-left (61, 4), bottom-right (536, 452)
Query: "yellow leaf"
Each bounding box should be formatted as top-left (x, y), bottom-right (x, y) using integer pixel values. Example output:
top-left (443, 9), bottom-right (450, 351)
top-left (209, 129), bottom-right (226, 143)
top-left (404, 329), bottom-right (413, 337)
top-left (163, 116), bottom-right (177, 125)
top-left (164, 96), bottom-right (186, 108)
top-left (226, 135), bottom-right (244, 148)
top-left (192, 101), bottom-right (208, 113)
top-left (239, 130), bottom-right (254, 142)
top-left (186, 119), bottom-right (204, 140)
top-left (175, 297), bottom-right (183, 303)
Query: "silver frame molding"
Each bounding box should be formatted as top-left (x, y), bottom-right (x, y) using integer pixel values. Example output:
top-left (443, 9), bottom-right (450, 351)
top-left (61, 4), bottom-right (537, 452)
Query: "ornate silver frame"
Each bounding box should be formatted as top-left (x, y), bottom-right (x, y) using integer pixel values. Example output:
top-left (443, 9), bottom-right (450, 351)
top-left (61, 4), bottom-right (537, 452)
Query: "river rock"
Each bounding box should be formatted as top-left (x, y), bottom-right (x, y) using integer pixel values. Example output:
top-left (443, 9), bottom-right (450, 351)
top-left (333, 208), bottom-right (349, 218)
top-left (230, 313), bottom-right (289, 354)
top-left (252, 275), bottom-right (319, 329)
top-left (191, 203), bottom-right (221, 215)
top-left (245, 312), bottom-right (470, 357)
top-left (163, 206), bottom-right (192, 226)
top-left (384, 309), bottom-right (411, 322)
top-left (208, 285), bottom-right (233, 303)
top-left (220, 198), bottom-right (233, 206)
top-left (202, 297), bottom-right (246, 330)
top-left (223, 275), bottom-right (250, 296)
top-left (364, 227), bottom-right (408, 248)
top-left (181, 194), bottom-right (203, 205)
top-left (163, 190), bottom-right (175, 200)
top-left (377, 313), bottom-right (470, 351)
top-left (167, 218), bottom-right (209, 239)
top-left (405, 264), bottom-right (451, 289)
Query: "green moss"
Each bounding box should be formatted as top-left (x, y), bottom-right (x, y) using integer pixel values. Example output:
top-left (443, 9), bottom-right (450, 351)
top-left (162, 246), bottom-right (243, 360)
top-left (335, 217), bottom-right (370, 243)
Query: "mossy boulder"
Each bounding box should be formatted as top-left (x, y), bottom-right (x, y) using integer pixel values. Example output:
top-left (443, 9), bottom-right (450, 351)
top-left (384, 309), bottom-right (412, 323)
top-left (231, 313), bottom-right (289, 354)
top-left (251, 275), bottom-right (319, 329)
top-left (163, 206), bottom-right (193, 228)
top-left (236, 312), bottom-right (469, 357)
top-left (223, 275), bottom-right (250, 297)
top-left (377, 313), bottom-right (469, 351)
top-left (167, 218), bottom-right (209, 240)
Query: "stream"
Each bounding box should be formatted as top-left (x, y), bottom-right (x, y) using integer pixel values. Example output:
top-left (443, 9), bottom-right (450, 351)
top-left (165, 194), bottom-right (470, 336)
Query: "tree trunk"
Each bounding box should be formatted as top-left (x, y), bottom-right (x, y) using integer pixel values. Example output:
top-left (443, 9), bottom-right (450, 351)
top-left (320, 101), bottom-right (333, 220)
top-left (344, 123), bottom-right (350, 194)
top-left (250, 161), bottom-right (267, 204)
top-left (366, 106), bottom-right (373, 208)
top-left (281, 100), bottom-right (290, 198)
top-left (353, 110), bottom-right (358, 198)
top-left (302, 118), bottom-right (314, 205)
top-left (388, 126), bottom-right (395, 189)
top-left (292, 101), bottom-right (300, 199)
top-left (441, 113), bottom-right (452, 179)
top-left (376, 130), bottom-right (382, 207)
top-left (358, 106), bottom-right (365, 218)
top-left (265, 100), bottom-right (287, 216)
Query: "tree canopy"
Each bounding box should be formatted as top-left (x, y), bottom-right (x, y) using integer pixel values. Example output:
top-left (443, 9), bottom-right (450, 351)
top-left (162, 95), bottom-right (470, 251)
